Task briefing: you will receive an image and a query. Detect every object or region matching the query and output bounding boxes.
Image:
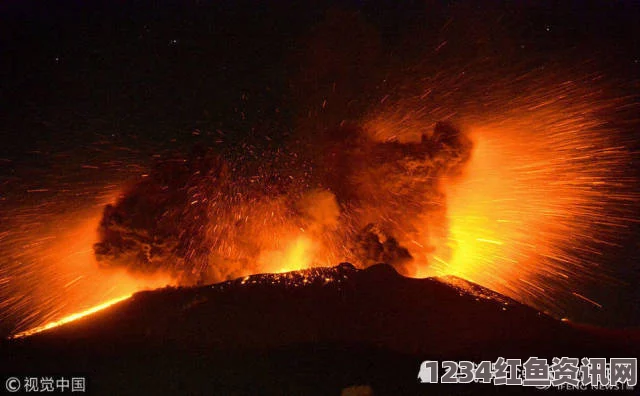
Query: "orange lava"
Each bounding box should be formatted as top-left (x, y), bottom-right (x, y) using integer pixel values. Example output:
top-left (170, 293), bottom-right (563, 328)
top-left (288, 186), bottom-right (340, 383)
top-left (2, 192), bottom-right (175, 338)
top-left (3, 69), bottom-right (637, 337)
top-left (11, 294), bottom-right (132, 339)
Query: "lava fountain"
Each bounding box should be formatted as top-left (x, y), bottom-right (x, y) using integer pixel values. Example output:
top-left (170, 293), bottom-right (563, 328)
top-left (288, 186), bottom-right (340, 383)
top-left (405, 79), bottom-right (639, 317)
top-left (3, 67), bottom-right (638, 338)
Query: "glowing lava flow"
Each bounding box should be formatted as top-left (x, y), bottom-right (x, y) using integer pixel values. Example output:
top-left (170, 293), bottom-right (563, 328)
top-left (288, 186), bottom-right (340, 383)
top-left (2, 64), bottom-right (637, 335)
top-left (1, 191), bottom-right (175, 339)
top-left (10, 294), bottom-right (132, 339)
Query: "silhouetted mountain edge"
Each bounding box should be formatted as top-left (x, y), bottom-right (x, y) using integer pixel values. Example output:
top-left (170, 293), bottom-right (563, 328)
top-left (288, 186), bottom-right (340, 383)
top-left (2, 263), bottom-right (636, 395)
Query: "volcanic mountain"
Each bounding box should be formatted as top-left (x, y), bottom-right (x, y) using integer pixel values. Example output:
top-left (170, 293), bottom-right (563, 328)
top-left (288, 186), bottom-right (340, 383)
top-left (2, 263), bottom-right (636, 395)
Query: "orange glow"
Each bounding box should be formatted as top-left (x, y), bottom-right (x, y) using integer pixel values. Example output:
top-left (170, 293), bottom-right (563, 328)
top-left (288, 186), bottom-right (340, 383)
top-left (4, 70), bottom-right (637, 337)
top-left (362, 70), bottom-right (637, 316)
top-left (11, 294), bottom-right (132, 339)
top-left (412, 107), bottom-right (635, 312)
top-left (259, 234), bottom-right (317, 274)
top-left (3, 192), bottom-right (175, 338)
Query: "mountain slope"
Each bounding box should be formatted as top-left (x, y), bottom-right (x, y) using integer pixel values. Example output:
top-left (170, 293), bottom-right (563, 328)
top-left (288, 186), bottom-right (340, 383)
top-left (1, 263), bottom-right (635, 395)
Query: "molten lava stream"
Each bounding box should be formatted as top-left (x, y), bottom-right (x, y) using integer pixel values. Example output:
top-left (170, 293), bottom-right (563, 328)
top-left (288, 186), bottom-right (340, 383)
top-left (2, 198), bottom-right (174, 339)
top-left (11, 294), bottom-right (132, 339)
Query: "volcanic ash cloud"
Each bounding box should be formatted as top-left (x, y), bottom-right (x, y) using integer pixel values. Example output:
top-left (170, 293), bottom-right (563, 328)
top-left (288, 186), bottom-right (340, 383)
top-left (93, 121), bottom-right (473, 284)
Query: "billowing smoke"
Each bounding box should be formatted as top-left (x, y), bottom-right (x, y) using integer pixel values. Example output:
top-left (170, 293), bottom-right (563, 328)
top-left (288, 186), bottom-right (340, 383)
top-left (93, 9), bottom-right (473, 284)
top-left (94, 120), bottom-right (472, 284)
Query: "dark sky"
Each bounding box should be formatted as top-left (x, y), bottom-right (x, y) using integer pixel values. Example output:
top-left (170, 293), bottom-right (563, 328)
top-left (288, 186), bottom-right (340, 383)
top-left (1, 0), bottom-right (637, 156)
top-left (0, 0), bottom-right (638, 327)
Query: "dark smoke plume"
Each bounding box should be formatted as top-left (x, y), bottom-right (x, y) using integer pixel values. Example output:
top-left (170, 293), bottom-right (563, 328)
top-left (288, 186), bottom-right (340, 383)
top-left (93, 9), bottom-right (473, 284)
top-left (94, 120), bottom-right (472, 284)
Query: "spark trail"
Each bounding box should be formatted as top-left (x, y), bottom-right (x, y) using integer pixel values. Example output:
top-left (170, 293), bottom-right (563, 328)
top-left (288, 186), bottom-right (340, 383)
top-left (2, 61), bottom-right (638, 338)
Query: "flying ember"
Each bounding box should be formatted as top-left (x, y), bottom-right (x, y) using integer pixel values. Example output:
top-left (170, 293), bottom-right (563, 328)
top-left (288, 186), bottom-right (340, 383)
top-left (2, 59), bottom-right (638, 339)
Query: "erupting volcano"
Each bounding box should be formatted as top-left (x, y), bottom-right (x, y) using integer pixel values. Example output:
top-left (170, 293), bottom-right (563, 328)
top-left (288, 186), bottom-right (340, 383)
top-left (4, 53), bottom-right (638, 339)
top-left (92, 120), bottom-right (471, 284)
top-left (89, 69), bottom-right (637, 324)
top-left (1, 1), bottom-right (639, 393)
